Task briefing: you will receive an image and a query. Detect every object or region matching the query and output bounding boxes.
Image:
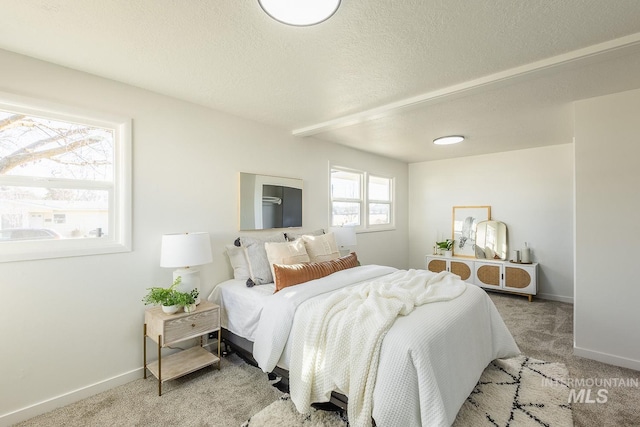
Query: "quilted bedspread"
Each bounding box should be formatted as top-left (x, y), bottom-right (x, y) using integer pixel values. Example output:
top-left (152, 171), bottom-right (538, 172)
top-left (253, 265), bottom-right (519, 427)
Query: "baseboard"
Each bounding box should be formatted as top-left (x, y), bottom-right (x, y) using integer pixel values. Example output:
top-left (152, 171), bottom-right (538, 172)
top-left (536, 293), bottom-right (574, 304)
top-left (0, 367), bottom-right (143, 427)
top-left (574, 346), bottom-right (640, 372)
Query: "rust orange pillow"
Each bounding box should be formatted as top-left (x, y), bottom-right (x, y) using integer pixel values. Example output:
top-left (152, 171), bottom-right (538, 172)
top-left (273, 252), bottom-right (359, 292)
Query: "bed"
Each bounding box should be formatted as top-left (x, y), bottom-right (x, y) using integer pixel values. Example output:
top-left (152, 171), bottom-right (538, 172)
top-left (208, 263), bottom-right (519, 427)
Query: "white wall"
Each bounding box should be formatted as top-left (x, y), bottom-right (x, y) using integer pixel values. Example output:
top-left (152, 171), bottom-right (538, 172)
top-left (408, 145), bottom-right (574, 302)
top-left (0, 49), bottom-right (408, 424)
top-left (574, 88), bottom-right (640, 371)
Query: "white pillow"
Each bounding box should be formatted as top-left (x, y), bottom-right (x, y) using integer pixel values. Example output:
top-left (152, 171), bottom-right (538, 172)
top-left (225, 245), bottom-right (252, 280)
top-left (285, 229), bottom-right (324, 242)
top-left (264, 239), bottom-right (310, 286)
top-left (239, 233), bottom-right (286, 285)
top-left (302, 232), bottom-right (340, 262)
top-left (484, 246), bottom-right (496, 260)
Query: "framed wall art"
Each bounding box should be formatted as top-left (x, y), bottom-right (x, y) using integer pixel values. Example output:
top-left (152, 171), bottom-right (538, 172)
top-left (452, 206), bottom-right (491, 257)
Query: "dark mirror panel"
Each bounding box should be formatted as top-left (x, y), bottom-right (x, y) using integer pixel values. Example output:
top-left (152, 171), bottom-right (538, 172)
top-left (239, 173), bottom-right (303, 230)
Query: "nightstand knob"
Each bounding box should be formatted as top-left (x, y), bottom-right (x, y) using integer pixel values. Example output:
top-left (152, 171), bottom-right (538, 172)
top-left (192, 323), bottom-right (196, 328)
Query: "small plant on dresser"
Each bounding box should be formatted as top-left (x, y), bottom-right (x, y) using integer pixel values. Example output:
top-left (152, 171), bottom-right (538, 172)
top-left (436, 239), bottom-right (454, 256)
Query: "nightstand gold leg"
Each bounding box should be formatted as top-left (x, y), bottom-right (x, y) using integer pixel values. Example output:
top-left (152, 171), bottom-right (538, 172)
top-left (528, 295), bottom-right (533, 302)
top-left (143, 324), bottom-right (147, 379)
top-left (158, 335), bottom-right (162, 396)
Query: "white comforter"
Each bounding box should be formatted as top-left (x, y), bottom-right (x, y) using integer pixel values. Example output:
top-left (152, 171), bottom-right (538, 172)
top-left (253, 265), bottom-right (520, 427)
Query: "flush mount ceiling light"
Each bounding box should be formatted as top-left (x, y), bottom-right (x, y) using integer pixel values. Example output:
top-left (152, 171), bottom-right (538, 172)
top-left (433, 135), bottom-right (465, 145)
top-left (258, 0), bottom-right (341, 26)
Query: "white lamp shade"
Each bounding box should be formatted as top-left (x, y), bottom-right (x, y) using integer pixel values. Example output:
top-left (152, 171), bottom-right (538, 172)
top-left (331, 226), bottom-right (357, 247)
top-left (160, 232), bottom-right (213, 268)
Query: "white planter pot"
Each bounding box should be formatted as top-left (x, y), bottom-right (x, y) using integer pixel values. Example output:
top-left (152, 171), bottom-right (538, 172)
top-left (444, 250), bottom-right (453, 258)
top-left (162, 305), bottom-right (180, 314)
top-left (183, 303), bottom-right (197, 313)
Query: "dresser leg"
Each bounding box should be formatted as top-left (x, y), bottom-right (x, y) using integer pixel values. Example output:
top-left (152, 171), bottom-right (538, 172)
top-left (528, 295), bottom-right (533, 302)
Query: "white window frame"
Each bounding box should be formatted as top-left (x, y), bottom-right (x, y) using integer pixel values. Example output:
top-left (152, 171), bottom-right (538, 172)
top-left (367, 173), bottom-right (395, 230)
top-left (0, 91), bottom-right (132, 263)
top-left (330, 165), bottom-right (395, 232)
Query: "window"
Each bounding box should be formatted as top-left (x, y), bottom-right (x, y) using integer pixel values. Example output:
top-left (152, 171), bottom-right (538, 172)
top-left (330, 166), bottom-right (394, 230)
top-left (330, 168), bottom-right (362, 227)
top-left (368, 174), bottom-right (392, 226)
top-left (53, 214), bottom-right (66, 224)
top-left (0, 92), bottom-right (131, 262)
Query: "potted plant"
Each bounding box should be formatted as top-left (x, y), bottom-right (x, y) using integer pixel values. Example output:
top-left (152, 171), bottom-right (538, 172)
top-left (143, 277), bottom-right (184, 314)
top-left (436, 239), bottom-right (454, 257)
top-left (175, 288), bottom-right (200, 313)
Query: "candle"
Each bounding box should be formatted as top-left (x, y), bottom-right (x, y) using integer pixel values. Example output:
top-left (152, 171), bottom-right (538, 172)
top-left (522, 242), bottom-right (531, 263)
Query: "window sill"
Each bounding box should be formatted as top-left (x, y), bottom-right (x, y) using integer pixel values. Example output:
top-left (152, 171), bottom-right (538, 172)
top-left (0, 239), bottom-right (131, 263)
top-left (356, 226), bottom-right (396, 234)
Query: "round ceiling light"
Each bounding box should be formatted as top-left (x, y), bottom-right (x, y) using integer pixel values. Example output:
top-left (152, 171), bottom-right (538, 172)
top-left (258, 0), bottom-right (341, 26)
top-left (433, 135), bottom-right (465, 145)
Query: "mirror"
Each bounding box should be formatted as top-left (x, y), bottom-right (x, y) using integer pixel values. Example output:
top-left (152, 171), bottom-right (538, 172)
top-left (474, 220), bottom-right (508, 260)
top-left (239, 173), bottom-right (303, 230)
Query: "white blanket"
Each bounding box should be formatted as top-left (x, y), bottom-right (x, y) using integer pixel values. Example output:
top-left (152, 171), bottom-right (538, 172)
top-left (289, 269), bottom-right (467, 427)
top-left (253, 265), bottom-right (398, 371)
top-left (252, 265), bottom-right (520, 427)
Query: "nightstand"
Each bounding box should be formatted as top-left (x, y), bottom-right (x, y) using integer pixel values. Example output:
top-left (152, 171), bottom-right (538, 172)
top-left (143, 301), bottom-right (221, 395)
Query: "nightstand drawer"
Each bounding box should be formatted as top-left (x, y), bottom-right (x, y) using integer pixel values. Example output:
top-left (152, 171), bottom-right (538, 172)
top-left (163, 307), bottom-right (219, 346)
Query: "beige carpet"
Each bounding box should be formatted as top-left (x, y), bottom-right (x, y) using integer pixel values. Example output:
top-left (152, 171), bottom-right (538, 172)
top-left (242, 394), bottom-right (348, 427)
top-left (15, 354), bottom-right (282, 427)
top-left (244, 355), bottom-right (572, 427)
top-left (15, 291), bottom-right (640, 427)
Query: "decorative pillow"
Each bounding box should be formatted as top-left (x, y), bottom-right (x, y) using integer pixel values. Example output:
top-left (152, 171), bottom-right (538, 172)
top-left (273, 252), bottom-right (358, 292)
top-left (484, 246), bottom-right (496, 260)
top-left (302, 232), bottom-right (340, 262)
top-left (285, 229), bottom-right (324, 242)
top-left (225, 244), bottom-right (252, 280)
top-left (239, 234), bottom-right (286, 286)
top-left (265, 239), bottom-right (310, 282)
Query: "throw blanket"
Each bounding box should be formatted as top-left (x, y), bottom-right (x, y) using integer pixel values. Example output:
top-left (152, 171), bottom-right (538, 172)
top-left (289, 269), bottom-right (467, 427)
top-left (253, 265), bottom-right (398, 372)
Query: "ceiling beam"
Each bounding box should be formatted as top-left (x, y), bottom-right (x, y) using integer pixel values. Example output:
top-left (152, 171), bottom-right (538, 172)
top-left (293, 32), bottom-right (640, 137)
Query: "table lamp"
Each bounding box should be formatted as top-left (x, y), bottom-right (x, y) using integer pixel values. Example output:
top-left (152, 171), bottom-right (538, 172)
top-left (160, 232), bottom-right (213, 304)
top-left (331, 226), bottom-right (357, 256)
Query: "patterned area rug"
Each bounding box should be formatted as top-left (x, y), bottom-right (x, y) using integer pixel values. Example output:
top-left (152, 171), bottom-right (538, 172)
top-left (243, 356), bottom-right (573, 427)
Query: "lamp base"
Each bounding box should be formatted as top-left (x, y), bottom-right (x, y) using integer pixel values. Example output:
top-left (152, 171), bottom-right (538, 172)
top-left (172, 268), bottom-right (201, 305)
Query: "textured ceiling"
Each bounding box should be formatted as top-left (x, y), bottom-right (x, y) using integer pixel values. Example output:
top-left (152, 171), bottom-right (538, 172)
top-left (1, 0), bottom-right (640, 162)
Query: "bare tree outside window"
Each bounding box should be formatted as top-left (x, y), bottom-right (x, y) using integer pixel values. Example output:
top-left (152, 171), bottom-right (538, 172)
top-left (0, 110), bottom-right (114, 242)
top-left (0, 93), bottom-right (131, 262)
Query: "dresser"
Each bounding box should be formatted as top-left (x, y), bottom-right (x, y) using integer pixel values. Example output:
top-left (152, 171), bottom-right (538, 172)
top-left (426, 255), bottom-right (538, 301)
